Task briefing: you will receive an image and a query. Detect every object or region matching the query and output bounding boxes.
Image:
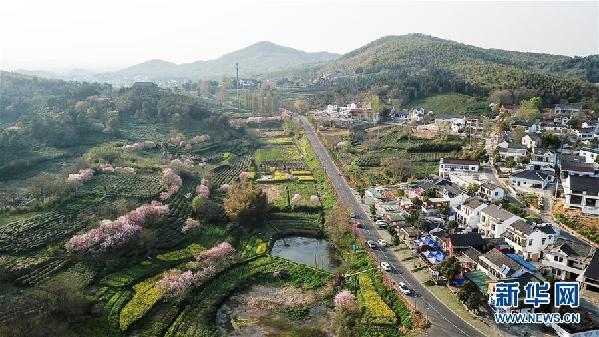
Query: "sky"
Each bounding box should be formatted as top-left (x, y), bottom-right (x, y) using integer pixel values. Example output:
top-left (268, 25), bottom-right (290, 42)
top-left (0, 0), bottom-right (597, 71)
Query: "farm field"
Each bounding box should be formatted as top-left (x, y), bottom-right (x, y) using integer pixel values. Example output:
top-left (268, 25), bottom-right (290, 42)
top-left (1, 107), bottom-right (414, 336)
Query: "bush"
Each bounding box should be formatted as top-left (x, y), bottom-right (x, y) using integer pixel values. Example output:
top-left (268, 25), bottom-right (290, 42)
top-left (119, 278), bottom-right (162, 331)
top-left (358, 274), bottom-right (397, 325)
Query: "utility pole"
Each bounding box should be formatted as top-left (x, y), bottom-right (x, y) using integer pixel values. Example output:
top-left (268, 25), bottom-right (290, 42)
top-left (236, 62), bottom-right (240, 111)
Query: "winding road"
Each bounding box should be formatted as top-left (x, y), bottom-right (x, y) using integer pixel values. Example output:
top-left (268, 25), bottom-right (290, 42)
top-left (298, 115), bottom-right (486, 337)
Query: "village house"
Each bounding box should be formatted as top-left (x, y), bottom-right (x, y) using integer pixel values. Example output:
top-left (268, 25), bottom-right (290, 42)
top-left (581, 252), bottom-right (599, 294)
top-left (439, 184), bottom-right (469, 208)
top-left (541, 238), bottom-right (595, 282)
top-left (498, 143), bottom-right (528, 161)
top-left (512, 120), bottom-right (539, 134)
top-left (563, 175), bottom-right (599, 215)
top-left (454, 197), bottom-right (488, 230)
top-left (580, 147), bottom-right (599, 164)
top-left (521, 134), bottom-right (540, 149)
top-left (502, 220), bottom-right (557, 261)
top-left (509, 170), bottom-right (554, 191)
top-left (478, 248), bottom-right (530, 280)
top-left (478, 182), bottom-right (505, 202)
top-left (541, 122), bottom-right (569, 134)
top-left (465, 116), bottom-right (484, 133)
top-left (582, 119), bottom-right (599, 131)
top-left (460, 247), bottom-right (482, 272)
top-left (438, 158), bottom-right (480, 178)
top-left (527, 148), bottom-right (557, 171)
top-left (554, 103), bottom-right (582, 115)
top-left (409, 108), bottom-right (425, 122)
top-left (559, 155), bottom-right (598, 177)
top-left (574, 128), bottom-right (596, 142)
top-left (479, 205), bottom-right (522, 238)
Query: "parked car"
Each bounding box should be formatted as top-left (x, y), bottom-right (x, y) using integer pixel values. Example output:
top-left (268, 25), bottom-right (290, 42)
top-left (380, 261), bottom-right (392, 272)
top-left (350, 212), bottom-right (357, 218)
top-left (377, 239), bottom-right (388, 247)
top-left (375, 220), bottom-right (388, 228)
top-left (366, 240), bottom-right (377, 248)
top-left (398, 282), bottom-right (412, 295)
top-left (354, 221), bottom-right (363, 228)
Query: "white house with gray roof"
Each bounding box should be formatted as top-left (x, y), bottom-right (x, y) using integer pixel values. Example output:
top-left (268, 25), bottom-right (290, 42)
top-left (479, 204), bottom-right (522, 238)
top-left (454, 198), bottom-right (488, 230)
top-left (479, 182), bottom-right (505, 202)
top-left (509, 170), bottom-right (554, 191)
top-left (502, 220), bottom-right (558, 262)
top-left (563, 175), bottom-right (599, 215)
top-left (541, 238), bottom-right (596, 281)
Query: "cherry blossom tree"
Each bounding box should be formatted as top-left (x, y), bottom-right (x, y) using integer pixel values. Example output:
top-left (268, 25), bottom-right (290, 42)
top-left (67, 169), bottom-right (94, 183)
top-left (65, 201), bottom-right (169, 253)
top-left (196, 184), bottom-right (210, 198)
top-left (181, 217), bottom-right (201, 233)
top-left (160, 168), bottom-right (182, 200)
top-left (310, 195), bottom-right (320, 205)
top-left (195, 242), bottom-right (235, 262)
top-left (334, 290), bottom-right (357, 310)
top-left (291, 193), bottom-right (302, 205)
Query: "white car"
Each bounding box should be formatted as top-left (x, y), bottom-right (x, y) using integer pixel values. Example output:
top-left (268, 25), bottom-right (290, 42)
top-left (398, 282), bottom-right (411, 295)
top-left (366, 240), bottom-right (377, 248)
top-left (377, 239), bottom-right (388, 247)
top-left (380, 261), bottom-right (392, 272)
top-left (375, 220), bottom-right (388, 228)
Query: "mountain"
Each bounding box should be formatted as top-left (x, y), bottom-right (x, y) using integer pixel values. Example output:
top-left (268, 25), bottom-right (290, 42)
top-left (319, 34), bottom-right (598, 104)
top-left (100, 41), bottom-right (339, 82)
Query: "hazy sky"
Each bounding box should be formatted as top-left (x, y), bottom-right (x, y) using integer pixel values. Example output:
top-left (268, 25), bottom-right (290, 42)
top-left (0, 0), bottom-right (597, 71)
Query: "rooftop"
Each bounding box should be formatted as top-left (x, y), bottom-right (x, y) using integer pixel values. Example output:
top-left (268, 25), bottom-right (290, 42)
top-left (509, 220), bottom-right (534, 235)
top-left (566, 175), bottom-right (599, 195)
top-left (580, 147), bottom-right (599, 154)
top-left (481, 204), bottom-right (517, 222)
top-left (441, 158), bottom-right (479, 166)
top-left (462, 197), bottom-right (486, 210)
top-left (464, 247), bottom-right (482, 262)
top-left (511, 170), bottom-right (551, 181)
top-left (447, 233), bottom-right (486, 248)
top-left (553, 238), bottom-right (594, 258)
top-left (482, 248), bottom-right (523, 275)
top-left (584, 252), bottom-right (599, 280)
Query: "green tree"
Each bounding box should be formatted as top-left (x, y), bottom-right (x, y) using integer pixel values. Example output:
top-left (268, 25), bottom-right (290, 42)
top-left (223, 181), bottom-right (269, 227)
top-left (437, 256), bottom-right (461, 283)
top-left (517, 97), bottom-right (541, 122)
top-left (370, 204), bottom-right (377, 218)
top-left (294, 99), bottom-right (309, 113)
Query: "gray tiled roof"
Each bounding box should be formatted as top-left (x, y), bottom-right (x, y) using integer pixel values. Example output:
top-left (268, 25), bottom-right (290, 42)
top-left (567, 175), bottom-right (599, 195)
top-left (509, 220), bottom-right (534, 235)
top-left (481, 204), bottom-right (516, 221)
top-left (554, 238), bottom-right (594, 258)
top-left (482, 248), bottom-right (523, 275)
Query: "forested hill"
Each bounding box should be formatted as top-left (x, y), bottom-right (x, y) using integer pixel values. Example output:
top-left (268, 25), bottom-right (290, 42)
top-left (320, 34), bottom-right (599, 104)
top-left (98, 41), bottom-right (340, 82)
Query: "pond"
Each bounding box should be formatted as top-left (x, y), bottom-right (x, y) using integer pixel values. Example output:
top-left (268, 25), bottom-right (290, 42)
top-left (270, 236), bottom-right (341, 272)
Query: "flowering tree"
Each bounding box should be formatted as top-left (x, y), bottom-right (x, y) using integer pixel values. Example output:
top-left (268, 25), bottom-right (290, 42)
top-left (65, 201), bottom-right (169, 253)
top-left (157, 270), bottom-right (197, 299)
top-left (196, 184), bottom-right (210, 198)
top-left (239, 171), bottom-right (249, 181)
top-left (191, 134), bottom-right (210, 144)
top-left (123, 140), bottom-right (155, 151)
top-left (181, 217), bottom-right (201, 233)
top-left (218, 184), bottom-right (229, 192)
top-left (291, 193), bottom-right (302, 205)
top-left (195, 242), bottom-right (235, 263)
top-left (160, 168), bottom-right (182, 200)
top-left (334, 290), bottom-right (357, 310)
top-left (310, 195), bottom-right (320, 205)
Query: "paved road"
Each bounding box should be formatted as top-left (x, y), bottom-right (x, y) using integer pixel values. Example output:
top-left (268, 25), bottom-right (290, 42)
top-left (298, 115), bottom-right (486, 337)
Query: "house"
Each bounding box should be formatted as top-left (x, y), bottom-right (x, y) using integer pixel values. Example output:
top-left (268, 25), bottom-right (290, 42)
top-left (559, 155), bottom-right (598, 177)
top-left (509, 170), bottom-right (553, 191)
top-left (461, 247), bottom-right (482, 271)
top-left (502, 220), bottom-right (557, 261)
top-left (498, 143), bottom-right (528, 161)
top-left (454, 198), bottom-right (488, 230)
top-left (443, 232), bottom-right (486, 255)
top-left (579, 147), bottom-right (599, 164)
top-left (512, 120), bottom-right (539, 134)
top-left (581, 252), bottom-right (599, 294)
top-left (479, 182), bottom-right (505, 202)
top-left (563, 175), bottom-right (599, 215)
top-left (132, 81), bottom-right (158, 88)
top-left (438, 158), bottom-right (480, 178)
top-left (582, 120), bottom-right (599, 131)
top-left (541, 122), bottom-right (569, 134)
top-left (527, 148), bottom-right (557, 171)
top-left (479, 205), bottom-right (522, 238)
top-left (439, 184), bottom-right (469, 208)
top-left (521, 134), bottom-right (540, 149)
top-left (554, 103), bottom-right (582, 115)
top-left (542, 238), bottom-right (595, 281)
top-left (409, 108), bottom-right (425, 122)
top-left (574, 128), bottom-right (596, 142)
top-left (478, 248), bottom-right (529, 280)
